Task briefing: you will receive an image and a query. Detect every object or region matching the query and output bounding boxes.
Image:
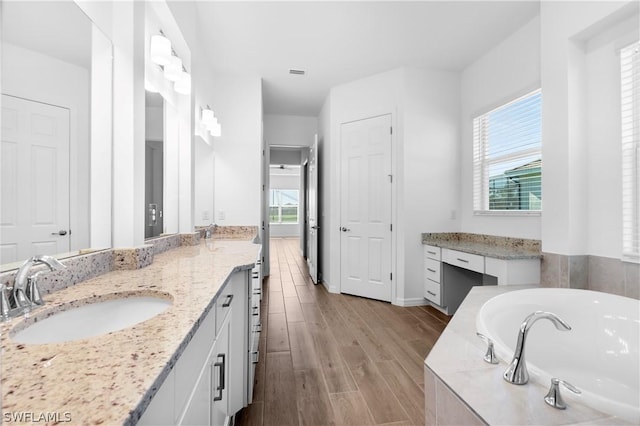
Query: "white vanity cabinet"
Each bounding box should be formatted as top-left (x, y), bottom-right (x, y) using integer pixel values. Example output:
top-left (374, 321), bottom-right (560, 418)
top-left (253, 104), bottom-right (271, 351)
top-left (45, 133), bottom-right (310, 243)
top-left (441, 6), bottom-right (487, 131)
top-left (138, 268), bottom-right (250, 426)
top-left (423, 245), bottom-right (443, 306)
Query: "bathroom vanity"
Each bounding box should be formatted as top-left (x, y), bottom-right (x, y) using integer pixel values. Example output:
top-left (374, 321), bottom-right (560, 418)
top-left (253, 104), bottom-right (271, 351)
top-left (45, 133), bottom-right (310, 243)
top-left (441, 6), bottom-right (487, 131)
top-left (0, 237), bottom-right (261, 425)
top-left (422, 233), bottom-right (541, 314)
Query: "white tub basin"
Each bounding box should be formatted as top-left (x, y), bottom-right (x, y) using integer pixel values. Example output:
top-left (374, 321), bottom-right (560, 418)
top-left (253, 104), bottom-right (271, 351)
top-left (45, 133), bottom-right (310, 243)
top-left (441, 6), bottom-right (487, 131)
top-left (476, 288), bottom-right (640, 424)
top-left (11, 293), bottom-right (172, 344)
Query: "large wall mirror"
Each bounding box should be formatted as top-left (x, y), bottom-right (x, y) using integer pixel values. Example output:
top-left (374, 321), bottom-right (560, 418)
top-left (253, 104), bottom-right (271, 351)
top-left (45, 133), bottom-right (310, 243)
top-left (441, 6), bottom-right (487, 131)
top-left (0, 1), bottom-right (113, 271)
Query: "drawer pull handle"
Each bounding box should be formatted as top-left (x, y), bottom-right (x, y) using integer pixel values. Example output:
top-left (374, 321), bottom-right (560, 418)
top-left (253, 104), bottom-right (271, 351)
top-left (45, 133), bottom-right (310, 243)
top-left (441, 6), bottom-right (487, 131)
top-left (427, 251), bottom-right (437, 255)
top-left (252, 272), bottom-right (259, 278)
top-left (251, 350), bottom-right (259, 364)
top-left (427, 268), bottom-right (436, 273)
top-left (427, 291), bottom-right (437, 297)
top-left (456, 258), bottom-right (469, 263)
top-left (213, 353), bottom-right (226, 401)
top-left (222, 294), bottom-right (234, 307)
top-left (253, 290), bottom-right (262, 295)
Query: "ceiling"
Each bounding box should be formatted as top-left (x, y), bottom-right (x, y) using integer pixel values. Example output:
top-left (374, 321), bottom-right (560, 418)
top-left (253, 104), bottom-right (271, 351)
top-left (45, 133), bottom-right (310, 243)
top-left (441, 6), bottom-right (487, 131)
top-left (192, 1), bottom-right (540, 116)
top-left (2, 1), bottom-right (92, 69)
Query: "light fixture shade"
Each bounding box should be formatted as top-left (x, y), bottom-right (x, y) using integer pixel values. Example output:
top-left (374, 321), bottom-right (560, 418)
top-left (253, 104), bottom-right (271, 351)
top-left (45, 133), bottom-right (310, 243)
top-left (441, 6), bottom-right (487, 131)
top-left (150, 35), bottom-right (172, 66)
top-left (211, 122), bottom-right (222, 138)
top-left (164, 56), bottom-right (183, 81)
top-left (201, 108), bottom-right (215, 125)
top-left (144, 79), bottom-right (159, 93)
top-left (174, 72), bottom-right (191, 95)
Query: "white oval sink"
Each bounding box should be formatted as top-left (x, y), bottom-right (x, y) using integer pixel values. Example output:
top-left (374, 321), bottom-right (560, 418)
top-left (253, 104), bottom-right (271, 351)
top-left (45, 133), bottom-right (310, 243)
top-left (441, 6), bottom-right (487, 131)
top-left (11, 294), bottom-right (172, 344)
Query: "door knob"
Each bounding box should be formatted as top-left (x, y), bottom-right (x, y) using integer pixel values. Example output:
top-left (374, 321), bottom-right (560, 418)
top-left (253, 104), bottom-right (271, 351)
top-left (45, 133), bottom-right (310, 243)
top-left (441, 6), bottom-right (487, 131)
top-left (51, 230), bottom-right (68, 236)
top-left (340, 227), bottom-right (351, 232)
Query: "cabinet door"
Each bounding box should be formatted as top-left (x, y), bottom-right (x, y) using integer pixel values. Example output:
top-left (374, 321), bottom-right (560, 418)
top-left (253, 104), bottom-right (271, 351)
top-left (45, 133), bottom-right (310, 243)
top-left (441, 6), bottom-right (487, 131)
top-left (211, 314), bottom-right (230, 426)
top-left (179, 358), bottom-right (212, 426)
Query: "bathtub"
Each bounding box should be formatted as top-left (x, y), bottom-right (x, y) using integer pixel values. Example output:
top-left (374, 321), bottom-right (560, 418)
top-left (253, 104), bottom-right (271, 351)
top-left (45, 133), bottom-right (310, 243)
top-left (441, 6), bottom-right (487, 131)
top-left (476, 288), bottom-right (640, 424)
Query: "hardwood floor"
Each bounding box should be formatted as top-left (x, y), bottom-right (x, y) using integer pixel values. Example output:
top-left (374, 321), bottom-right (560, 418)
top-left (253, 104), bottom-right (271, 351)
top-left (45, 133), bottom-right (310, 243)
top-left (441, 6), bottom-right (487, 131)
top-left (236, 238), bottom-right (450, 426)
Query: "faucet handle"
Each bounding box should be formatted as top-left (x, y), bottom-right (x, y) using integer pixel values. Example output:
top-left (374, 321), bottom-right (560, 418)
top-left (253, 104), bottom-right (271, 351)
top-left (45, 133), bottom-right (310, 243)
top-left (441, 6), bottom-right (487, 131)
top-left (1, 284), bottom-right (12, 319)
top-left (476, 332), bottom-right (499, 364)
top-left (26, 272), bottom-right (45, 305)
top-left (544, 378), bottom-right (581, 409)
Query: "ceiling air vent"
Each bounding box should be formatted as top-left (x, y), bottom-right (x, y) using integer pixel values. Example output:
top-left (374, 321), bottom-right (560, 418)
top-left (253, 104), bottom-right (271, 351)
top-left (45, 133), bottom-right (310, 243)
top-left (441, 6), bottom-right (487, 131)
top-left (289, 69), bottom-right (306, 75)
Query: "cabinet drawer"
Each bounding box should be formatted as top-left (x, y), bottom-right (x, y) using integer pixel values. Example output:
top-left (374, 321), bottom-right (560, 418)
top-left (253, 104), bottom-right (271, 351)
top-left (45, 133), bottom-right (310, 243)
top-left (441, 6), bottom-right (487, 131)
top-left (424, 279), bottom-right (441, 305)
top-left (425, 258), bottom-right (441, 283)
top-left (443, 249), bottom-right (485, 274)
top-left (424, 245), bottom-right (441, 261)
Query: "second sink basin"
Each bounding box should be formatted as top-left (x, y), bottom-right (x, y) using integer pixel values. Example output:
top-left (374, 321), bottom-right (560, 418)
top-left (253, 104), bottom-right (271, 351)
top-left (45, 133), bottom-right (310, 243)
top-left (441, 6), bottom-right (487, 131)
top-left (11, 293), bottom-right (173, 344)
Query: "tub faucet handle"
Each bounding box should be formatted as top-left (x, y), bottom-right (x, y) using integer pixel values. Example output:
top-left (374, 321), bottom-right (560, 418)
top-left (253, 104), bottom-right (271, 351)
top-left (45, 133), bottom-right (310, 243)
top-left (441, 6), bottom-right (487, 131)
top-left (476, 332), bottom-right (499, 364)
top-left (544, 378), bottom-right (581, 410)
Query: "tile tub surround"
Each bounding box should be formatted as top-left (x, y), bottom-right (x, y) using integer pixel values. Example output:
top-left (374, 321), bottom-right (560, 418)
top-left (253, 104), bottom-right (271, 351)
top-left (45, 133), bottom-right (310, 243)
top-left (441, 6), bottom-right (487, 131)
top-left (422, 232), bottom-right (541, 259)
top-left (0, 239), bottom-right (261, 425)
top-left (541, 253), bottom-right (640, 300)
top-left (424, 285), bottom-right (631, 425)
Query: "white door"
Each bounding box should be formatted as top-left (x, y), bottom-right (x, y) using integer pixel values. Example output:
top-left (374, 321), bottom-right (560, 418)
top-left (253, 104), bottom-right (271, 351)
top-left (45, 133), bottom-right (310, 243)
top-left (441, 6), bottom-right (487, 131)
top-left (1, 95), bottom-right (70, 264)
top-left (340, 115), bottom-right (392, 302)
top-left (306, 135), bottom-right (319, 283)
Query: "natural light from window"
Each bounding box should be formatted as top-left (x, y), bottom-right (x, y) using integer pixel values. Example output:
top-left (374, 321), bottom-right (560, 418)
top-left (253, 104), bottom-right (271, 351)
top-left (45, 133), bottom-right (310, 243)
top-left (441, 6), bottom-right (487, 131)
top-left (473, 89), bottom-right (542, 213)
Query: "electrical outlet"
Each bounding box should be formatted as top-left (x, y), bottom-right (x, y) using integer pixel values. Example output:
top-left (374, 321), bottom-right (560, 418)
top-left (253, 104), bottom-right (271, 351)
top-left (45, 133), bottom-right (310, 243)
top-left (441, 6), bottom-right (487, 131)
top-left (202, 210), bottom-right (210, 221)
top-left (217, 210), bottom-right (225, 220)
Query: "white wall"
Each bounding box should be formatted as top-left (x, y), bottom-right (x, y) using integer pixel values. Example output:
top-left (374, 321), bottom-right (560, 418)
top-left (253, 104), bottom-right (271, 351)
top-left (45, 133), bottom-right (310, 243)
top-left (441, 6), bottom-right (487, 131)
top-left (318, 95), bottom-right (332, 284)
top-left (194, 137), bottom-right (215, 226)
top-left (459, 15), bottom-right (541, 239)
top-left (2, 42), bottom-right (91, 251)
top-left (211, 71), bottom-right (263, 225)
top-left (145, 105), bottom-right (163, 141)
top-left (398, 67), bottom-right (460, 304)
top-left (323, 67), bottom-right (460, 305)
top-left (584, 10), bottom-right (639, 258)
top-left (326, 68), bottom-right (402, 293)
top-left (264, 114), bottom-right (317, 147)
top-left (541, 0), bottom-right (636, 256)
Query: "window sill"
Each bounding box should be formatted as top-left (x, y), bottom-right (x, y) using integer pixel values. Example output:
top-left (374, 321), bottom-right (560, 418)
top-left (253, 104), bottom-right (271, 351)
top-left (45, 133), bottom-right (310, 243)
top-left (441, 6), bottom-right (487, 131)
top-left (473, 210), bottom-right (541, 217)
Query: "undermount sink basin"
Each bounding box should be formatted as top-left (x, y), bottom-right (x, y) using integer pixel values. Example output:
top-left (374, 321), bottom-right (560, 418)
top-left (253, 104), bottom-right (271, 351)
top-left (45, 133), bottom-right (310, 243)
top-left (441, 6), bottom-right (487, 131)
top-left (11, 293), bottom-right (173, 344)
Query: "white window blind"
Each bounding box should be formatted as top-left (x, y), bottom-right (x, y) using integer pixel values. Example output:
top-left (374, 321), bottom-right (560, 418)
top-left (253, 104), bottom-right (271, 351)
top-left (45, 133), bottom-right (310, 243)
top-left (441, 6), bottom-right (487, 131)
top-left (473, 90), bottom-right (542, 213)
top-left (621, 41), bottom-right (640, 261)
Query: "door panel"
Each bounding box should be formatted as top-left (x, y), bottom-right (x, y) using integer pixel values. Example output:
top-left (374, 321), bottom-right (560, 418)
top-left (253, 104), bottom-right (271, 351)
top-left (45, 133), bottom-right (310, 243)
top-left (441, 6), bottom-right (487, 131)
top-left (1, 95), bottom-right (70, 263)
top-left (340, 114), bottom-right (392, 302)
top-left (306, 136), bottom-right (319, 283)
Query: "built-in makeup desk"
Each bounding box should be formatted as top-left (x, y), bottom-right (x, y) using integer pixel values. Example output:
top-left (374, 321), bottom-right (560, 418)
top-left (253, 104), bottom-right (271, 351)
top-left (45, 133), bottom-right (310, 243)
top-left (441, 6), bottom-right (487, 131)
top-left (422, 233), bottom-right (541, 315)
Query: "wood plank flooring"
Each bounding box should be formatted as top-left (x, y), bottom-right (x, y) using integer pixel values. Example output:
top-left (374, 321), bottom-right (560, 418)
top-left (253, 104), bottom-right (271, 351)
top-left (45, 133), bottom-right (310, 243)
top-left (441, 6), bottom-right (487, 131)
top-left (236, 238), bottom-right (450, 426)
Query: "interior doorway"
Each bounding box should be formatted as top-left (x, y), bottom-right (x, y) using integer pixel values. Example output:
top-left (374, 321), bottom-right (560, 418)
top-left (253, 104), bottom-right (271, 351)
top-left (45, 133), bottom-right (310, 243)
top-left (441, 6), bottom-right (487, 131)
top-left (268, 145), bottom-right (319, 283)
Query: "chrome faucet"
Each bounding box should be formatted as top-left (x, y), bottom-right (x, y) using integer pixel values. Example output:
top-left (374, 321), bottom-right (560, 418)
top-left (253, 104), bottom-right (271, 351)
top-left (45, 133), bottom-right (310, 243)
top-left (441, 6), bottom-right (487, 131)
top-left (1, 255), bottom-right (65, 320)
top-left (503, 311), bottom-right (571, 385)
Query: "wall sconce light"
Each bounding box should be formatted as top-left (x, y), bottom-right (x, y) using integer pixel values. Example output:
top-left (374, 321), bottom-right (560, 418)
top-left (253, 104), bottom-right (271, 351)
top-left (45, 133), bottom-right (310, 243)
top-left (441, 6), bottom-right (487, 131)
top-left (164, 55), bottom-right (183, 81)
top-left (150, 30), bottom-right (191, 96)
top-left (174, 68), bottom-right (191, 95)
top-left (201, 106), bottom-right (222, 138)
top-left (150, 33), bottom-right (172, 66)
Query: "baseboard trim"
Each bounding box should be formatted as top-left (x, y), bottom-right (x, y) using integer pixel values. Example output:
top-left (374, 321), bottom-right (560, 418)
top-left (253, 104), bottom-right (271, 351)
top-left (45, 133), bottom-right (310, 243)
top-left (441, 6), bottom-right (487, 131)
top-left (394, 297), bottom-right (429, 307)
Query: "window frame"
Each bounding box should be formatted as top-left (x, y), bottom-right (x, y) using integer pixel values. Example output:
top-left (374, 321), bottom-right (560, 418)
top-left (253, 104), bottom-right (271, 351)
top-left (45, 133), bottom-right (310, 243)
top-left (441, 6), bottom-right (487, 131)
top-left (621, 41), bottom-right (640, 262)
top-left (472, 89), bottom-right (543, 216)
top-left (269, 188), bottom-right (300, 225)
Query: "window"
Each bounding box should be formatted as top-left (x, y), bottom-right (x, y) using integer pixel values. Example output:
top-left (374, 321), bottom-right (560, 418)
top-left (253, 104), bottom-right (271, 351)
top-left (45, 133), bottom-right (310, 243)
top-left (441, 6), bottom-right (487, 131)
top-left (621, 41), bottom-right (640, 260)
top-left (473, 90), bottom-right (542, 213)
top-left (269, 189), bottom-right (299, 224)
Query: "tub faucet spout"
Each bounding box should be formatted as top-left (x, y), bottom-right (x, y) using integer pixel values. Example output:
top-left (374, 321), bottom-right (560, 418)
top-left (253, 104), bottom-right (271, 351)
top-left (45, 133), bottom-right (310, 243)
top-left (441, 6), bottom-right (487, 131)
top-left (504, 311), bottom-right (571, 385)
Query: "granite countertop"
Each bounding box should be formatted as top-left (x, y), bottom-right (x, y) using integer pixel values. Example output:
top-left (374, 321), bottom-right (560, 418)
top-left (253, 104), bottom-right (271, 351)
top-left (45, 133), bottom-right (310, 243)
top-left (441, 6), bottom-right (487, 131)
top-left (0, 238), bottom-right (261, 425)
top-left (425, 286), bottom-right (629, 425)
top-left (422, 232), bottom-right (541, 260)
